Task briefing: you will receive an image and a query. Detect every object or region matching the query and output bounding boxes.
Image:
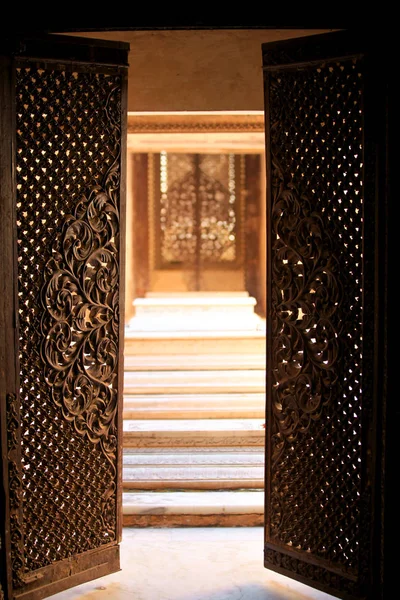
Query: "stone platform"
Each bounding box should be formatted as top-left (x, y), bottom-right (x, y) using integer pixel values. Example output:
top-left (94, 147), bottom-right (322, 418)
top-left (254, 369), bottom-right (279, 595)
top-left (122, 490), bottom-right (264, 527)
top-left (127, 291), bottom-right (265, 332)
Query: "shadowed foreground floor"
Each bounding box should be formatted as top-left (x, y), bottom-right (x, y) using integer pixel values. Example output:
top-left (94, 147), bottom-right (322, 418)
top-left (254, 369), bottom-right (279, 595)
top-left (52, 527), bottom-right (337, 600)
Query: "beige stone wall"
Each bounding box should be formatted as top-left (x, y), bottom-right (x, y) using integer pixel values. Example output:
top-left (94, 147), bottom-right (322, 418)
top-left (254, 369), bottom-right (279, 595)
top-left (150, 268), bottom-right (246, 294)
top-left (67, 29), bottom-right (329, 112)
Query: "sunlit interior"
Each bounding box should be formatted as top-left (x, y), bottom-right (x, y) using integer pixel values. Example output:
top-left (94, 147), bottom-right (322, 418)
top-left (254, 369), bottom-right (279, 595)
top-left (123, 111), bottom-right (267, 528)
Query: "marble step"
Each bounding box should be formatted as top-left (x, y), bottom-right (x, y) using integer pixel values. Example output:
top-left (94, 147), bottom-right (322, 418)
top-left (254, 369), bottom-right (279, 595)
top-left (122, 489), bottom-right (264, 527)
top-left (123, 392), bottom-right (265, 419)
top-left (123, 447), bottom-right (264, 489)
top-left (130, 292), bottom-right (263, 332)
top-left (124, 329), bottom-right (266, 356)
top-left (123, 353), bottom-right (266, 371)
top-left (123, 369), bottom-right (266, 395)
top-left (123, 418), bottom-right (265, 448)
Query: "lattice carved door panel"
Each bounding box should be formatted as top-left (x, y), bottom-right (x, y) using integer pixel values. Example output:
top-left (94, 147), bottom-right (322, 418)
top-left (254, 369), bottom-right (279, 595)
top-left (156, 153), bottom-right (241, 267)
top-left (263, 31), bottom-right (388, 600)
top-left (0, 35), bottom-right (128, 600)
top-left (153, 152), bottom-right (244, 292)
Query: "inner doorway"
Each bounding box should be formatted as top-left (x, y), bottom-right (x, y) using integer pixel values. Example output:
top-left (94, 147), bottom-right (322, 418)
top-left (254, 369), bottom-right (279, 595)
top-left (125, 111), bottom-right (267, 319)
top-left (122, 111), bottom-right (267, 526)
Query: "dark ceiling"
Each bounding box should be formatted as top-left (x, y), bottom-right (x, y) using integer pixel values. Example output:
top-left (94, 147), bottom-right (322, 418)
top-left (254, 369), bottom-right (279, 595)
top-left (4, 6), bottom-right (373, 34)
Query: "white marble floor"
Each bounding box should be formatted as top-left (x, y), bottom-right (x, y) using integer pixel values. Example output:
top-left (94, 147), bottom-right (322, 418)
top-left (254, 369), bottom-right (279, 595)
top-left (52, 527), bottom-right (338, 600)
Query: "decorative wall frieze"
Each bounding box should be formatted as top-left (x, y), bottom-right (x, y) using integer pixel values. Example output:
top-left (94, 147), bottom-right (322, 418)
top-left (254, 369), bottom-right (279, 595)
top-left (128, 113), bottom-right (264, 134)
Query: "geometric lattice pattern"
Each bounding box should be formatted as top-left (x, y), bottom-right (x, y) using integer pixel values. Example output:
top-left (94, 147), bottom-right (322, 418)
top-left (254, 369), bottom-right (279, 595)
top-left (14, 65), bottom-right (122, 578)
top-left (157, 152), bottom-right (238, 266)
top-left (267, 58), bottom-right (364, 573)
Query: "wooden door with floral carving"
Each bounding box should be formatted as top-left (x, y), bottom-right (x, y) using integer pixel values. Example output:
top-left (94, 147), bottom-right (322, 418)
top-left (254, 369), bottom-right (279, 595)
top-left (262, 30), bottom-right (389, 600)
top-left (0, 33), bottom-right (128, 600)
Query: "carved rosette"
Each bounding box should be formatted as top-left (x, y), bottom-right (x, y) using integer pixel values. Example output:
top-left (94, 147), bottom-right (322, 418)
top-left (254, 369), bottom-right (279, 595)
top-left (40, 171), bottom-right (120, 464)
top-left (269, 159), bottom-right (343, 539)
top-left (270, 159), bottom-right (341, 465)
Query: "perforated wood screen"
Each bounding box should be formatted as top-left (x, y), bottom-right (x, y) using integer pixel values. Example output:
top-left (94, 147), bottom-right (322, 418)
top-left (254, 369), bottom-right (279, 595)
top-left (268, 56), bottom-right (364, 563)
top-left (155, 153), bottom-right (242, 269)
top-left (0, 35), bottom-right (128, 600)
top-left (263, 31), bottom-right (387, 600)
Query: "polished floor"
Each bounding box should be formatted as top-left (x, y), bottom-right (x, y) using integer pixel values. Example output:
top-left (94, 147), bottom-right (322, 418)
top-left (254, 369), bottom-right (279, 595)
top-left (53, 527), bottom-right (337, 600)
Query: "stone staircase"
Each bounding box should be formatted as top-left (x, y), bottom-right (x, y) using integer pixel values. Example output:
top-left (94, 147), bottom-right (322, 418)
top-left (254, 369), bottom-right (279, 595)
top-left (122, 293), bottom-right (266, 526)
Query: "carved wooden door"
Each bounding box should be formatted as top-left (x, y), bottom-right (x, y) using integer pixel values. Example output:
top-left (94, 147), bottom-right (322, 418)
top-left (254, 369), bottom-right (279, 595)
top-left (153, 152), bottom-right (244, 293)
top-left (0, 33), bottom-right (128, 600)
top-left (262, 31), bottom-right (389, 600)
